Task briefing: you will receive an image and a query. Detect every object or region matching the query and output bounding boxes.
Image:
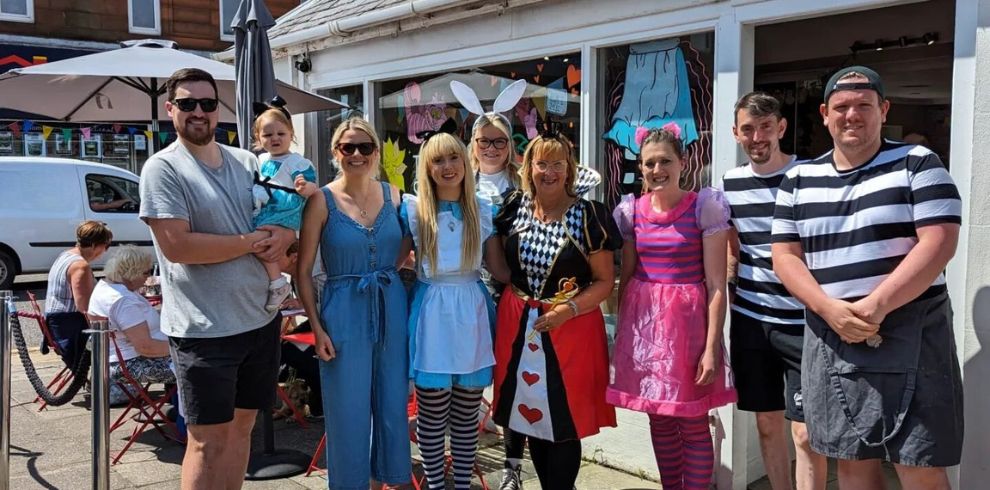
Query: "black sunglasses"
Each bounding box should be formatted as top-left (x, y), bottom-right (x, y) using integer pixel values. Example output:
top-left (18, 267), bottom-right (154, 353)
top-left (172, 97), bottom-right (219, 113)
top-left (336, 142), bottom-right (376, 156)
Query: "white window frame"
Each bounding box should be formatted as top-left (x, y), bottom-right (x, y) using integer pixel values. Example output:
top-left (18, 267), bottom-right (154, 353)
top-left (0, 0), bottom-right (35, 23)
top-left (128, 0), bottom-right (161, 35)
top-left (219, 0), bottom-right (237, 42)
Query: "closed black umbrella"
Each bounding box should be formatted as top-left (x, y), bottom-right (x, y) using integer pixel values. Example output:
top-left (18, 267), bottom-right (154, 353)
top-left (232, 0), bottom-right (277, 151)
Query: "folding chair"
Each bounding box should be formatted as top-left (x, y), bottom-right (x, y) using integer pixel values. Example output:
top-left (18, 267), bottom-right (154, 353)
top-left (107, 331), bottom-right (181, 465)
top-left (17, 292), bottom-right (75, 412)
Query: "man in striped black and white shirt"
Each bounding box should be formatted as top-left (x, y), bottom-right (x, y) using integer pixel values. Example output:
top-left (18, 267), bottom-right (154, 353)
top-left (723, 92), bottom-right (827, 490)
top-left (772, 66), bottom-right (963, 490)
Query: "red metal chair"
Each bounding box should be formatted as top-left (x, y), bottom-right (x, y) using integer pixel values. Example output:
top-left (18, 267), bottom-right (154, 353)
top-left (107, 331), bottom-right (181, 465)
top-left (17, 291), bottom-right (75, 412)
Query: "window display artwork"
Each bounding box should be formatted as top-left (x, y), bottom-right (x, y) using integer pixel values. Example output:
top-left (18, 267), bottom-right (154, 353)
top-left (24, 132), bottom-right (45, 156)
top-left (0, 131), bottom-right (12, 153)
top-left (599, 33), bottom-right (714, 208)
top-left (376, 53), bottom-right (582, 192)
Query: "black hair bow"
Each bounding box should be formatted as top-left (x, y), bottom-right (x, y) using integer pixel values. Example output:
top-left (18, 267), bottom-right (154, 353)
top-left (415, 117), bottom-right (458, 143)
top-left (252, 95), bottom-right (290, 120)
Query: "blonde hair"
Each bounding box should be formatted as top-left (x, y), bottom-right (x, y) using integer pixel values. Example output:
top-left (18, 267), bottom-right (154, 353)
top-left (519, 135), bottom-right (578, 197)
top-left (415, 133), bottom-right (481, 273)
top-left (468, 115), bottom-right (520, 188)
top-left (330, 117), bottom-right (382, 178)
top-left (76, 220), bottom-right (113, 248)
top-left (252, 108), bottom-right (295, 152)
top-left (104, 245), bottom-right (154, 284)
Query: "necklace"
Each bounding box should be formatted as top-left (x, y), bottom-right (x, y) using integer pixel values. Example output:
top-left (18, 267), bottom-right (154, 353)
top-left (345, 185), bottom-right (373, 219)
top-left (534, 197), bottom-right (570, 224)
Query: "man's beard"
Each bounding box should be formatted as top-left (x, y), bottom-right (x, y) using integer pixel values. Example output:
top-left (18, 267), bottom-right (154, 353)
top-left (177, 119), bottom-right (215, 146)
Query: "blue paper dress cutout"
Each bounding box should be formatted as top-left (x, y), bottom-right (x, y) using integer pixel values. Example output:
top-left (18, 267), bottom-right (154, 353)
top-left (603, 39), bottom-right (698, 159)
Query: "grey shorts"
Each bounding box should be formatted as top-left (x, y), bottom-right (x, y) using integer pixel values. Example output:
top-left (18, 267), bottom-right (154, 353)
top-left (802, 290), bottom-right (963, 467)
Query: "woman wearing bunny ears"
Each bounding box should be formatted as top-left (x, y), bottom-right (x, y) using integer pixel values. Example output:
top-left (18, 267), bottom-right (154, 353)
top-left (608, 124), bottom-right (736, 489)
top-left (451, 79), bottom-right (526, 205)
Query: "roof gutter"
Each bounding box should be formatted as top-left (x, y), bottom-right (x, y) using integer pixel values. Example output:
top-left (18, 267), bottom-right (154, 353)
top-left (270, 0), bottom-right (488, 51)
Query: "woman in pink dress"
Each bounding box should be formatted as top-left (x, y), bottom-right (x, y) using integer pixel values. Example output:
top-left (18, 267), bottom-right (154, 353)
top-left (608, 124), bottom-right (736, 490)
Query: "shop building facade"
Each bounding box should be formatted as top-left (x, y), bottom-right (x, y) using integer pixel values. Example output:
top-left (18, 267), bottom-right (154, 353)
top-left (249, 0), bottom-right (989, 487)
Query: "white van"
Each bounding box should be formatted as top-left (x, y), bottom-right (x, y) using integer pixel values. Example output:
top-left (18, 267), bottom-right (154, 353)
top-left (0, 157), bottom-right (153, 289)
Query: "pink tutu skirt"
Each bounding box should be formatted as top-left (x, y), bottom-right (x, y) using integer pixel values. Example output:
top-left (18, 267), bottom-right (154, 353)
top-left (607, 277), bottom-right (736, 417)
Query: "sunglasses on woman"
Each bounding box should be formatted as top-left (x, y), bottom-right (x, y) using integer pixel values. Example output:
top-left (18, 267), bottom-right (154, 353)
top-left (336, 142), bottom-right (376, 156)
top-left (475, 137), bottom-right (509, 150)
top-left (172, 97), bottom-right (220, 113)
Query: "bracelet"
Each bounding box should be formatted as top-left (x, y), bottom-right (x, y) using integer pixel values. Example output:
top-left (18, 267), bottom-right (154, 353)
top-left (565, 299), bottom-right (579, 317)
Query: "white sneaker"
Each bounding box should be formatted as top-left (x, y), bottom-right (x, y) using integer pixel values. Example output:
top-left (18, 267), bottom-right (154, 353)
top-left (265, 280), bottom-right (292, 312)
top-left (499, 465), bottom-right (523, 490)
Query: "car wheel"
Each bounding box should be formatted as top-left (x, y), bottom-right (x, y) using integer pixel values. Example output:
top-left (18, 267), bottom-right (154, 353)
top-left (0, 250), bottom-right (15, 291)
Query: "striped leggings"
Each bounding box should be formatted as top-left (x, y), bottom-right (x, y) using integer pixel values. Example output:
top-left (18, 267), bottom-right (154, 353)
top-left (415, 385), bottom-right (484, 490)
top-left (649, 414), bottom-right (714, 490)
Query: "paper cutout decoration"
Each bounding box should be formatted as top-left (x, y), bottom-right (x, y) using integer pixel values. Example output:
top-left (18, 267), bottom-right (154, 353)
top-left (545, 77), bottom-right (568, 116)
top-left (532, 96), bottom-right (547, 119)
top-left (42, 126), bottom-right (54, 140)
top-left (515, 99), bottom-right (538, 139)
top-left (603, 39), bottom-right (698, 159)
top-left (566, 65), bottom-right (581, 88)
top-left (382, 137), bottom-right (407, 191)
top-left (81, 127), bottom-right (92, 139)
top-left (404, 82), bottom-right (449, 145)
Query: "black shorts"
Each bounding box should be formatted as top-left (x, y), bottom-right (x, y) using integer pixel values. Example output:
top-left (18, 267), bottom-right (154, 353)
top-left (730, 310), bottom-right (806, 422)
top-left (169, 315), bottom-right (281, 425)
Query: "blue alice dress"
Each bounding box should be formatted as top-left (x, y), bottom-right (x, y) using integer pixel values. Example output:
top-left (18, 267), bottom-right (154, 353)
top-left (252, 152), bottom-right (316, 230)
top-left (401, 194), bottom-right (497, 389)
top-left (316, 183), bottom-right (411, 490)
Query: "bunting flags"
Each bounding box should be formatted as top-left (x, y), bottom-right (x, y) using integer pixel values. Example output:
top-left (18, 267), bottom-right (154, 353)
top-left (60, 128), bottom-right (72, 142)
top-left (112, 123), bottom-right (122, 134)
top-left (159, 132), bottom-right (169, 145)
top-left (41, 126), bottom-right (54, 140)
top-left (143, 130), bottom-right (153, 141)
top-left (7, 122), bottom-right (20, 137)
top-left (127, 127), bottom-right (138, 136)
top-left (227, 131), bottom-right (237, 145)
top-left (80, 127), bottom-right (92, 139)
top-left (22, 120), bottom-right (34, 133)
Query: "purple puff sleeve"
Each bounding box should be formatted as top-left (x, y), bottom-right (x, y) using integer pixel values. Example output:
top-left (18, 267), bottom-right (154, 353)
top-left (696, 187), bottom-right (732, 237)
top-left (612, 194), bottom-right (636, 241)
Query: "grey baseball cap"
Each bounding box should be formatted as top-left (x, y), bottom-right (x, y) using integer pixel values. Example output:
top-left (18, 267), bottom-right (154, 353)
top-left (823, 65), bottom-right (885, 103)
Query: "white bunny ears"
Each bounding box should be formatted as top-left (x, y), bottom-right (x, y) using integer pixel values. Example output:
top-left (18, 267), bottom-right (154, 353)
top-left (450, 79), bottom-right (527, 134)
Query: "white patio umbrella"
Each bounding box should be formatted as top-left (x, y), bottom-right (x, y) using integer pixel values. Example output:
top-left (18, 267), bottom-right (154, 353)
top-left (0, 39), bottom-right (344, 150)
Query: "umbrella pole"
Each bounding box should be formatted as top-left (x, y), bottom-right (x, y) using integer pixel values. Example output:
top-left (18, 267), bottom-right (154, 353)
top-left (151, 78), bottom-right (160, 154)
top-left (244, 393), bottom-right (310, 480)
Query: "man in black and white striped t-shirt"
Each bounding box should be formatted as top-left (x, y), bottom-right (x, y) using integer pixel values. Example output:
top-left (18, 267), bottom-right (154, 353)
top-left (772, 66), bottom-right (963, 490)
top-left (723, 92), bottom-right (827, 490)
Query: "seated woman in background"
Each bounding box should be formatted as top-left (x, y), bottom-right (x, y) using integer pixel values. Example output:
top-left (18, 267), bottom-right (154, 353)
top-left (44, 220), bottom-right (113, 369)
top-left (88, 245), bottom-right (174, 405)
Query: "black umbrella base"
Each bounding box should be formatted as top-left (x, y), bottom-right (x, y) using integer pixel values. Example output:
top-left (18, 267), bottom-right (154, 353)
top-left (244, 449), bottom-right (310, 480)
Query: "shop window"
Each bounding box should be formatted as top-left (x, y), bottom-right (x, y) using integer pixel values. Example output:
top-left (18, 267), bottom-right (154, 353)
top-left (597, 33), bottom-right (714, 209)
top-left (219, 0), bottom-right (238, 41)
top-left (86, 174), bottom-right (140, 213)
top-left (317, 85), bottom-right (364, 184)
top-left (129, 0), bottom-right (160, 35)
top-left (0, 0), bottom-right (33, 23)
top-left (375, 53), bottom-right (582, 192)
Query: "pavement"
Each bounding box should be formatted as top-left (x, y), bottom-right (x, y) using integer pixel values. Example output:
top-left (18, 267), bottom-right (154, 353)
top-left (3, 274), bottom-right (659, 490)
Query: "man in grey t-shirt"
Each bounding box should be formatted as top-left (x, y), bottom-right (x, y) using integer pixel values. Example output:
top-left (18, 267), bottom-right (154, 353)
top-left (139, 68), bottom-right (294, 490)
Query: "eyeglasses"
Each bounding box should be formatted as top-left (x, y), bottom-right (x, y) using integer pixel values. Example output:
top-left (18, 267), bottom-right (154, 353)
top-left (533, 160), bottom-right (568, 173)
top-left (172, 98), bottom-right (219, 113)
top-left (475, 137), bottom-right (508, 150)
top-left (336, 142), bottom-right (376, 156)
